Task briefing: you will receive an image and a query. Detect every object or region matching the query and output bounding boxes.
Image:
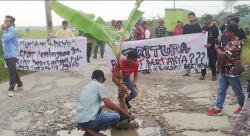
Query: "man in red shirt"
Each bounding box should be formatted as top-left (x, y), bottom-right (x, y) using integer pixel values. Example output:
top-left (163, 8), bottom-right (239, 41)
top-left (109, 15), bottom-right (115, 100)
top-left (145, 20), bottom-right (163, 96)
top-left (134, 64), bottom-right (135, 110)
top-left (133, 22), bottom-right (145, 40)
top-left (173, 21), bottom-right (184, 36)
top-left (112, 51), bottom-right (139, 109)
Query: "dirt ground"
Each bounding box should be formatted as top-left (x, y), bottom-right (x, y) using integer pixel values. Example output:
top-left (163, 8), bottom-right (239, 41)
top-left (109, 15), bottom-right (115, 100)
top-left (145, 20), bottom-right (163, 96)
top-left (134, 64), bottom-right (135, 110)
top-left (0, 59), bottom-right (249, 136)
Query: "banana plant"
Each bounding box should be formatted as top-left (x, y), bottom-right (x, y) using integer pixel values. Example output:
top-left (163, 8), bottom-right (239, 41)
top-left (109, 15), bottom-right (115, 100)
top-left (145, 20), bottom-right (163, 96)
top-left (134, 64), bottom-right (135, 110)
top-left (51, 0), bottom-right (144, 110)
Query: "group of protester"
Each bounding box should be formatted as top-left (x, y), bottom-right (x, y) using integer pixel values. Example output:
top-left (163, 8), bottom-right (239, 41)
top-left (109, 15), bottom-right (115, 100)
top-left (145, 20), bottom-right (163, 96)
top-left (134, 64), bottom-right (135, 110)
top-left (74, 13), bottom-right (250, 136)
top-left (169, 14), bottom-right (250, 132)
top-left (1, 12), bottom-right (250, 136)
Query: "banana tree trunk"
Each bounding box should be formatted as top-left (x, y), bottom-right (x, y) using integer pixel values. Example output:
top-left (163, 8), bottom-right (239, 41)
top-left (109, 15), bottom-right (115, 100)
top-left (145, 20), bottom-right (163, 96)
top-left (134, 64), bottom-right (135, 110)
top-left (116, 56), bottom-right (127, 111)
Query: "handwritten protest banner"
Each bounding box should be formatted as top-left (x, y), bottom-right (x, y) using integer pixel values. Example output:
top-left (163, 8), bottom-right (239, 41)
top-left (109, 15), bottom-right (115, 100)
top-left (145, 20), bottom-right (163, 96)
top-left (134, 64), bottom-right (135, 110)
top-left (17, 37), bottom-right (87, 71)
top-left (106, 33), bottom-right (208, 72)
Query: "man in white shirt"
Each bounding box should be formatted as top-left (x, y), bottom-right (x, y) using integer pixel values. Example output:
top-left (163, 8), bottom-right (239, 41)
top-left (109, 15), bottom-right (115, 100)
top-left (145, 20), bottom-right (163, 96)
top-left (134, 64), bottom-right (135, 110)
top-left (141, 21), bottom-right (150, 39)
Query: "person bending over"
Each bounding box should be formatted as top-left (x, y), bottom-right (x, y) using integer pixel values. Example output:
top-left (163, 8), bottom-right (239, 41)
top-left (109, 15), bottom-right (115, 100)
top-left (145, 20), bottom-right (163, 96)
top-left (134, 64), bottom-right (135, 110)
top-left (75, 70), bottom-right (128, 136)
top-left (112, 51), bottom-right (139, 109)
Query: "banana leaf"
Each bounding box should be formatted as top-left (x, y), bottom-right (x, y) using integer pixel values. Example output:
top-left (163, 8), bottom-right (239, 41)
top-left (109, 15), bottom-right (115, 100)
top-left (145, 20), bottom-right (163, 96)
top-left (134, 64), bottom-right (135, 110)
top-left (83, 33), bottom-right (97, 41)
top-left (96, 17), bottom-right (106, 25)
top-left (51, 1), bottom-right (116, 43)
top-left (95, 16), bottom-right (120, 41)
top-left (79, 11), bottom-right (95, 20)
top-left (123, 0), bottom-right (144, 33)
top-left (86, 13), bottom-right (95, 20)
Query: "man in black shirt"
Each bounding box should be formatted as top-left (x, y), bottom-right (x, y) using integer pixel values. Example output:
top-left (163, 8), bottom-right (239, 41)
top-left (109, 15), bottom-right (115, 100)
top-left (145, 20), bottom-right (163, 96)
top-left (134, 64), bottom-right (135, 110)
top-left (200, 14), bottom-right (219, 81)
top-left (230, 16), bottom-right (247, 42)
top-left (220, 15), bottom-right (233, 33)
top-left (183, 12), bottom-right (202, 76)
top-left (183, 12), bottom-right (202, 35)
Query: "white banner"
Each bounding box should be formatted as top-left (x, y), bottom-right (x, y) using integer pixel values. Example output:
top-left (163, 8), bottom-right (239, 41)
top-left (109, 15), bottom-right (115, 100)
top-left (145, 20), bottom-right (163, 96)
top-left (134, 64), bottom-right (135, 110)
top-left (17, 37), bottom-right (87, 71)
top-left (106, 33), bottom-right (208, 72)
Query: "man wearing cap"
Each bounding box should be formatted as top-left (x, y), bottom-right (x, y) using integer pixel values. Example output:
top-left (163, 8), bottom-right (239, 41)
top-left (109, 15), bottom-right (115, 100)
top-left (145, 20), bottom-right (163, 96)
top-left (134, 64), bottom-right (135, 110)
top-left (112, 50), bottom-right (139, 109)
top-left (75, 70), bottom-right (128, 136)
top-left (200, 14), bottom-right (219, 81)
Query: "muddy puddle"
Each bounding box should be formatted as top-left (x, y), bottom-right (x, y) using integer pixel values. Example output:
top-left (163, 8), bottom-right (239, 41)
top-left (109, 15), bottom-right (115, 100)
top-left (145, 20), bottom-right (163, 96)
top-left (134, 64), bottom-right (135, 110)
top-left (57, 119), bottom-right (160, 136)
top-left (57, 127), bottom-right (160, 136)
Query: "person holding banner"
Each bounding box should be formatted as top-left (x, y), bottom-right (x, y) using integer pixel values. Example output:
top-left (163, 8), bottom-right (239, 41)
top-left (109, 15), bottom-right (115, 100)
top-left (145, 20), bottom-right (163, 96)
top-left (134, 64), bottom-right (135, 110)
top-left (50, 20), bottom-right (76, 69)
top-left (75, 70), bottom-right (128, 136)
top-left (200, 14), bottom-right (219, 81)
top-left (207, 24), bottom-right (245, 116)
top-left (112, 51), bottom-right (139, 109)
top-left (182, 12), bottom-right (202, 76)
top-left (2, 15), bottom-right (23, 97)
top-left (54, 20), bottom-right (75, 38)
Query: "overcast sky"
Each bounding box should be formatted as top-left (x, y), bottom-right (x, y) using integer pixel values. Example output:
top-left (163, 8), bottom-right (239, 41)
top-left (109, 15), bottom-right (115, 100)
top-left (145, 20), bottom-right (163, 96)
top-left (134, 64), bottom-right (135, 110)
top-left (0, 0), bottom-right (249, 26)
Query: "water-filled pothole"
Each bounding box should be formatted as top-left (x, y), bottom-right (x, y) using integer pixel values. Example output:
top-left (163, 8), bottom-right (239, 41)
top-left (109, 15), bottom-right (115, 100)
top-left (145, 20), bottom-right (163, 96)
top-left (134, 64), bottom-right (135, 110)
top-left (57, 118), bottom-right (160, 136)
top-left (57, 127), bottom-right (160, 136)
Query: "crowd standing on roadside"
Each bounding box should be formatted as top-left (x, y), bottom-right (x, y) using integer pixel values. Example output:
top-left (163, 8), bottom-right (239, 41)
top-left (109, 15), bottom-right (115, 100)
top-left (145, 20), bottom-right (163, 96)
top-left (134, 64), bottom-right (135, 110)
top-left (1, 11), bottom-right (250, 136)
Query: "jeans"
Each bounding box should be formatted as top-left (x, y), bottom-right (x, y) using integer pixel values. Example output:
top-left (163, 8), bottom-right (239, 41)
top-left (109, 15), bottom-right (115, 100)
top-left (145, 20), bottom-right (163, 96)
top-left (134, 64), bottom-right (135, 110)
top-left (78, 110), bottom-right (120, 132)
top-left (230, 96), bottom-right (250, 136)
top-left (215, 74), bottom-right (245, 110)
top-left (123, 77), bottom-right (138, 103)
top-left (5, 58), bottom-right (22, 91)
top-left (201, 49), bottom-right (218, 77)
top-left (93, 41), bottom-right (104, 58)
top-left (87, 43), bottom-right (92, 62)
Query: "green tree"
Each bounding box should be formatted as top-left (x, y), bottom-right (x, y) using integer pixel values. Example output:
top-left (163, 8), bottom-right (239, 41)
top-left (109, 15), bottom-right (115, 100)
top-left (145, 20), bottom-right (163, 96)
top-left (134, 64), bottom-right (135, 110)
top-left (0, 31), bottom-right (5, 74)
top-left (224, 0), bottom-right (237, 13)
top-left (234, 4), bottom-right (250, 17)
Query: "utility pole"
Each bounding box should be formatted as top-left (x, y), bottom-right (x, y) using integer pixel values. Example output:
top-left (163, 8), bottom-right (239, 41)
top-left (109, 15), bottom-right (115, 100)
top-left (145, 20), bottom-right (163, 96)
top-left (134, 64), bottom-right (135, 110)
top-left (45, 0), bottom-right (53, 37)
top-left (173, 0), bottom-right (176, 9)
top-left (231, 3), bottom-right (233, 13)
